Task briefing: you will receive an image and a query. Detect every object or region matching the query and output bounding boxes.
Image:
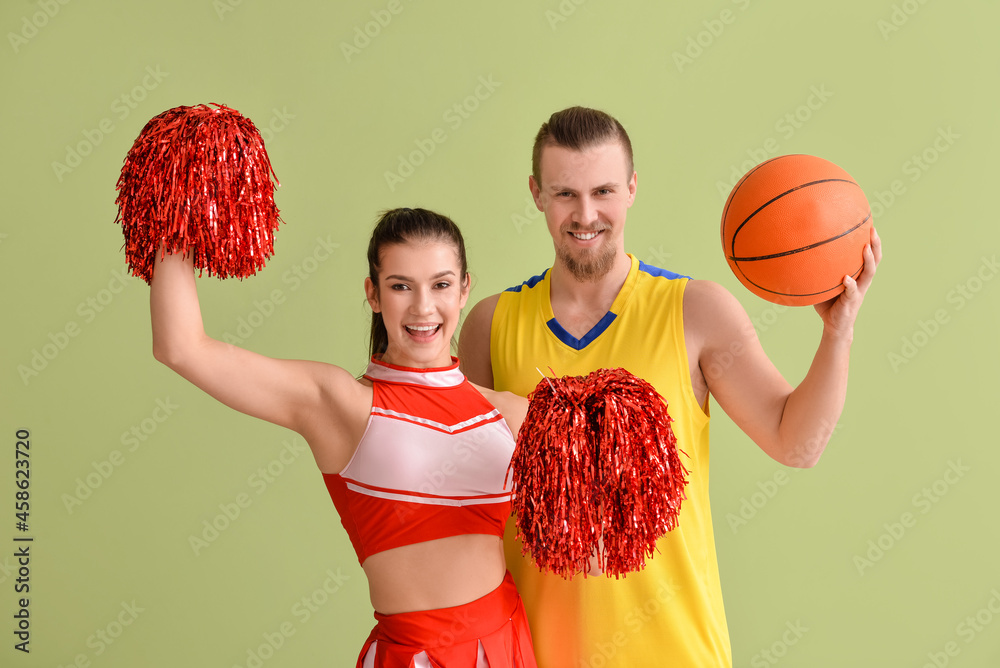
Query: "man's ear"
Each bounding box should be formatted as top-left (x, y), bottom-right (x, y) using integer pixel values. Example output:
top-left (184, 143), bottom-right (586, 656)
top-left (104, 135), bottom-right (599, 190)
top-left (364, 277), bottom-right (380, 313)
top-left (529, 175), bottom-right (545, 211)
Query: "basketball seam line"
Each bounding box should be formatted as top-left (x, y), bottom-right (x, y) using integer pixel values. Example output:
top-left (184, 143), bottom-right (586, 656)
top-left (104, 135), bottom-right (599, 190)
top-left (729, 178), bottom-right (860, 256)
top-left (741, 261), bottom-right (866, 298)
top-left (720, 155), bottom-right (788, 242)
top-left (728, 212), bottom-right (872, 262)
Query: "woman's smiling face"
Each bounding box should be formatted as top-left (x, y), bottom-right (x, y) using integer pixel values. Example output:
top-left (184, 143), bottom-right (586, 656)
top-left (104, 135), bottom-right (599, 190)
top-left (365, 239), bottom-right (469, 369)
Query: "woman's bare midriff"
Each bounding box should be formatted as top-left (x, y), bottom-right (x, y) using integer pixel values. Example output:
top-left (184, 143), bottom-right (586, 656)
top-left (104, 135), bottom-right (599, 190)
top-left (362, 534), bottom-right (507, 614)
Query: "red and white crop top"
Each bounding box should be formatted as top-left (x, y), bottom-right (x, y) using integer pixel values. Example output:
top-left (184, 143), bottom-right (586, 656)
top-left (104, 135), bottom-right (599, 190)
top-left (323, 357), bottom-right (515, 565)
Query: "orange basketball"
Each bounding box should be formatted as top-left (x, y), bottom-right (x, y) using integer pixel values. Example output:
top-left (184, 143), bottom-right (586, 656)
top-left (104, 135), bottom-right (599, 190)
top-left (721, 154), bottom-right (872, 306)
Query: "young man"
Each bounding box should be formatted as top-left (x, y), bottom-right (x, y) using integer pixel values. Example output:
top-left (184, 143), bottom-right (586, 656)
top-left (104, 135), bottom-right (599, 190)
top-left (459, 107), bottom-right (881, 667)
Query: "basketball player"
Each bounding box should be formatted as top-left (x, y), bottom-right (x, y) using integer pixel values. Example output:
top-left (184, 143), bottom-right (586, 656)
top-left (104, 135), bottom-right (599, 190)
top-left (458, 106), bottom-right (881, 667)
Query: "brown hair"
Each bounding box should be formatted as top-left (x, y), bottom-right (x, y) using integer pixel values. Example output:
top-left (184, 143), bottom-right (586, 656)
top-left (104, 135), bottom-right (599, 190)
top-left (366, 208), bottom-right (468, 358)
top-left (531, 106), bottom-right (634, 185)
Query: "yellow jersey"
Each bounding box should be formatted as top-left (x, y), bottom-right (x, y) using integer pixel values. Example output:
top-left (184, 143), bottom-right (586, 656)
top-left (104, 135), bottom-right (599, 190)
top-left (491, 254), bottom-right (732, 667)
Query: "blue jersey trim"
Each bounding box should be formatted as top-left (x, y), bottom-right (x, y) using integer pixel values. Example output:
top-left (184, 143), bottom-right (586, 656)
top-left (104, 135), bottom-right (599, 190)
top-left (504, 269), bottom-right (549, 293)
top-left (638, 260), bottom-right (689, 280)
top-left (546, 312), bottom-right (618, 351)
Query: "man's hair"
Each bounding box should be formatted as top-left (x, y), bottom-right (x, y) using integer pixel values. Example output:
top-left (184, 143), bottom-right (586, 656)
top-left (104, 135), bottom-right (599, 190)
top-left (531, 106), bottom-right (634, 185)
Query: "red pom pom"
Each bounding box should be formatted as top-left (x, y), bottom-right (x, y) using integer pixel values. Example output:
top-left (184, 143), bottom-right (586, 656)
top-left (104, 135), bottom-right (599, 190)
top-left (509, 368), bottom-right (688, 579)
top-left (114, 103), bottom-right (282, 283)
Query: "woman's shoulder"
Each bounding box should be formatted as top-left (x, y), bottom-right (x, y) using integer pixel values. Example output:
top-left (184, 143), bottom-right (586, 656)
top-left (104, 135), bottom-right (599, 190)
top-left (320, 362), bottom-right (373, 397)
top-left (468, 382), bottom-right (528, 434)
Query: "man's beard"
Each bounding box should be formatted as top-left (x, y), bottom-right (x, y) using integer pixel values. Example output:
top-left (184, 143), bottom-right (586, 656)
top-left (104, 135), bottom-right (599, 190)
top-left (557, 240), bottom-right (617, 282)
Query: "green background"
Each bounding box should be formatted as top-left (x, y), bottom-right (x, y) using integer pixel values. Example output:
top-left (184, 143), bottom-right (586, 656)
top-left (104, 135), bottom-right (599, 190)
top-left (2, 0), bottom-right (998, 665)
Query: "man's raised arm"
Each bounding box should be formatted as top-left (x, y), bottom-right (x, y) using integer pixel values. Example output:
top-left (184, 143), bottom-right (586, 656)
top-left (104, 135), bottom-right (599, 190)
top-left (691, 228), bottom-right (881, 468)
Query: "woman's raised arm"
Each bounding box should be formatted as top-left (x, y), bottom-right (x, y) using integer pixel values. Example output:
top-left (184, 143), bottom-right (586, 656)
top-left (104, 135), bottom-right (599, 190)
top-left (149, 249), bottom-right (368, 470)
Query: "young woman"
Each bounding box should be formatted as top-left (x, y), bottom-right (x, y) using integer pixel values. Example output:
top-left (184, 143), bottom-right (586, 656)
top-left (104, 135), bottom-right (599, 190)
top-left (150, 208), bottom-right (537, 667)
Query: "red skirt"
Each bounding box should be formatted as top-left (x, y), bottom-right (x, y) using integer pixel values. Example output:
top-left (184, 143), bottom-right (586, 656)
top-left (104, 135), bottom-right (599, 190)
top-left (358, 572), bottom-right (537, 667)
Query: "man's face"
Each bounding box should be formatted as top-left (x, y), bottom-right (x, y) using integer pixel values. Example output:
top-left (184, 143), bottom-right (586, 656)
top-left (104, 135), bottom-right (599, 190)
top-left (530, 141), bottom-right (637, 282)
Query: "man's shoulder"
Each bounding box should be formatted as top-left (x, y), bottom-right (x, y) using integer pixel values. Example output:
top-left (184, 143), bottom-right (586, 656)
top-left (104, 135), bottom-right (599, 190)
top-left (499, 267), bottom-right (550, 294)
top-left (634, 258), bottom-right (690, 282)
top-left (681, 279), bottom-right (749, 339)
top-left (463, 266), bottom-right (549, 334)
top-left (682, 278), bottom-right (737, 307)
top-left (628, 258), bottom-right (693, 308)
top-left (458, 293), bottom-right (504, 387)
top-left (465, 293), bottom-right (502, 328)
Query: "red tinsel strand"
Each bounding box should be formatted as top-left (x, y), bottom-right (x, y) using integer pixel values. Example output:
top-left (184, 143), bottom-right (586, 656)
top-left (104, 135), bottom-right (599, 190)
top-left (509, 376), bottom-right (601, 578)
top-left (591, 371), bottom-right (688, 578)
top-left (510, 368), bottom-right (689, 579)
top-left (114, 103), bottom-right (281, 283)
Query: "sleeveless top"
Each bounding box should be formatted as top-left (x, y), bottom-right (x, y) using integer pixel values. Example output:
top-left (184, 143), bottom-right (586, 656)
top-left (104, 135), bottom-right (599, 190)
top-left (491, 255), bottom-right (731, 667)
top-left (323, 356), bottom-right (515, 565)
